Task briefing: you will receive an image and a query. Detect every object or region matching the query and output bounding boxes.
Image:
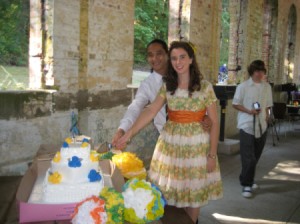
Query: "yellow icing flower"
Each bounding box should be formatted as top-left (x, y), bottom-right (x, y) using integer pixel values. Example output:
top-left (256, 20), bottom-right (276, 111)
top-left (53, 152), bottom-right (61, 163)
top-left (65, 137), bottom-right (73, 144)
top-left (48, 172), bottom-right (62, 184)
top-left (81, 142), bottom-right (89, 148)
top-left (90, 151), bottom-right (99, 162)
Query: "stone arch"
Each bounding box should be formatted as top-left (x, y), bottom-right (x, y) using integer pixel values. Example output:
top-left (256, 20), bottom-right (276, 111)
top-left (284, 4), bottom-right (297, 83)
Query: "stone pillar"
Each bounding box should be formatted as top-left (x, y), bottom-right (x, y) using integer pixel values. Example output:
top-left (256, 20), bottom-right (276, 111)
top-left (262, 2), bottom-right (271, 79)
top-left (227, 0), bottom-right (240, 84)
top-left (29, 0), bottom-right (42, 89)
top-left (168, 0), bottom-right (222, 83)
top-left (168, 0), bottom-right (181, 42)
top-left (264, 0), bottom-right (278, 84)
top-left (51, 0), bottom-right (81, 94)
top-left (275, 1), bottom-right (293, 85)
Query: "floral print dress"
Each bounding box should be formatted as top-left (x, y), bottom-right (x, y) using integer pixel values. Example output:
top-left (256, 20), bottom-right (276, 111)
top-left (148, 80), bottom-right (223, 208)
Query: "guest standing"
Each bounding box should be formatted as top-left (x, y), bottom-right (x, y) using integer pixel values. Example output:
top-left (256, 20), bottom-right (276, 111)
top-left (232, 60), bottom-right (273, 198)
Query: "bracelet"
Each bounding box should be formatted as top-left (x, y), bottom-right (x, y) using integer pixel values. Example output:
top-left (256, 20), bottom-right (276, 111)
top-left (207, 153), bottom-right (216, 159)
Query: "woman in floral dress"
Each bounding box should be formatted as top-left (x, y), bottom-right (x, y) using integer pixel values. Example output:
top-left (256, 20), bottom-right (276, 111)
top-left (116, 41), bottom-right (223, 223)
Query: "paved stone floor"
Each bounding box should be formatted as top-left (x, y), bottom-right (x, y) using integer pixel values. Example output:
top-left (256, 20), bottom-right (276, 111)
top-left (198, 121), bottom-right (300, 224)
top-left (1, 122), bottom-right (300, 224)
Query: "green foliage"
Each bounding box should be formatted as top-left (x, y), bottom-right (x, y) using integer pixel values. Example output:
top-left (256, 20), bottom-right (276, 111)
top-left (134, 0), bottom-right (169, 66)
top-left (219, 0), bottom-right (230, 67)
top-left (0, 0), bottom-right (29, 66)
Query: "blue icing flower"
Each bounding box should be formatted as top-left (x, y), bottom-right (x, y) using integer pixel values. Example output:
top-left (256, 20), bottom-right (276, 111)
top-left (82, 138), bottom-right (89, 143)
top-left (62, 142), bottom-right (69, 148)
top-left (68, 156), bottom-right (82, 167)
top-left (88, 169), bottom-right (102, 182)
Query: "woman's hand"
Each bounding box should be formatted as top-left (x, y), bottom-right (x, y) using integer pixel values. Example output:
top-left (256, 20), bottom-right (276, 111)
top-left (115, 129), bottom-right (133, 150)
top-left (206, 155), bottom-right (217, 172)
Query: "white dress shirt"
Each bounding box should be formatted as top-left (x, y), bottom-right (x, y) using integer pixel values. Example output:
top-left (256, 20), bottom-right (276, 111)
top-left (119, 71), bottom-right (166, 133)
top-left (232, 78), bottom-right (273, 138)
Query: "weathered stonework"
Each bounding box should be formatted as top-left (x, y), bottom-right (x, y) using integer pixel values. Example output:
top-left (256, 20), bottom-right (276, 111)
top-left (228, 0), bottom-right (300, 86)
top-left (0, 91), bottom-right (54, 120)
top-left (1, 0), bottom-right (300, 175)
top-left (169, 0), bottom-right (222, 83)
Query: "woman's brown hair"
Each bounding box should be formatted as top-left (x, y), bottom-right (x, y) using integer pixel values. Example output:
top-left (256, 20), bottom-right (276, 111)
top-left (164, 41), bottom-right (203, 96)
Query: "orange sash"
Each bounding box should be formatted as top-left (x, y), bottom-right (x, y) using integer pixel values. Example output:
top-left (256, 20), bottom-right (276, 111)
top-left (168, 109), bottom-right (206, 123)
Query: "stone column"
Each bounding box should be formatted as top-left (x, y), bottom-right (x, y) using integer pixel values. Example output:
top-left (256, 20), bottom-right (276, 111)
top-left (227, 0), bottom-right (239, 84)
top-left (29, 0), bottom-right (42, 89)
top-left (168, 0), bottom-right (222, 83)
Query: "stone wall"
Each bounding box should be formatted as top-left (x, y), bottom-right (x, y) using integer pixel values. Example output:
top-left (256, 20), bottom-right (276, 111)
top-left (0, 0), bottom-right (140, 175)
top-left (169, 0), bottom-right (222, 83)
top-left (1, 0), bottom-right (300, 175)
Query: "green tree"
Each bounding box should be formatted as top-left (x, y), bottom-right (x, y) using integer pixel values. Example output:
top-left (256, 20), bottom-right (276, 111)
top-left (0, 0), bottom-right (29, 66)
top-left (134, 0), bottom-right (169, 67)
top-left (219, 0), bottom-right (230, 67)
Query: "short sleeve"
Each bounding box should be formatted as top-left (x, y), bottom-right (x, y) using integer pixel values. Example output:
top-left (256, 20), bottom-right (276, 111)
top-left (203, 81), bottom-right (217, 107)
top-left (159, 83), bottom-right (167, 100)
top-left (232, 84), bottom-right (243, 105)
top-left (266, 83), bottom-right (273, 108)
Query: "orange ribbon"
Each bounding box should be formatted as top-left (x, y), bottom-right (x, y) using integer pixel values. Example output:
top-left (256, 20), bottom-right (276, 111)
top-left (168, 109), bottom-right (206, 123)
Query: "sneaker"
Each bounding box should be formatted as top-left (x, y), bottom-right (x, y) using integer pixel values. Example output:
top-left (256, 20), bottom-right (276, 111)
top-left (242, 186), bottom-right (252, 198)
top-left (252, 183), bottom-right (259, 190)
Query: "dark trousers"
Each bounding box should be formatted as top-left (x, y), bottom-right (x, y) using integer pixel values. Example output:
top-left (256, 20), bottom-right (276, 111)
top-left (239, 129), bottom-right (267, 187)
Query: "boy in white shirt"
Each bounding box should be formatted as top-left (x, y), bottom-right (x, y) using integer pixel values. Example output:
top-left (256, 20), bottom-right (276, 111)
top-left (232, 60), bottom-right (273, 198)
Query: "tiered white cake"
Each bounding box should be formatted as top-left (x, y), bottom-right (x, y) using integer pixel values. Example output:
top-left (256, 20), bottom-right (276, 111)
top-left (42, 137), bottom-right (104, 203)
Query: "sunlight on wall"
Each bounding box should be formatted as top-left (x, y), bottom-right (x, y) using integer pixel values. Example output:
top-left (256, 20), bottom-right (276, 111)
top-left (213, 213), bottom-right (289, 224)
top-left (29, 57), bottom-right (42, 89)
top-left (263, 160), bottom-right (300, 182)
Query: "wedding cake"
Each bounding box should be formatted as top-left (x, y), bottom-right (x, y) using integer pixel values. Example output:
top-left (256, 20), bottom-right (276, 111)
top-left (42, 137), bottom-right (104, 203)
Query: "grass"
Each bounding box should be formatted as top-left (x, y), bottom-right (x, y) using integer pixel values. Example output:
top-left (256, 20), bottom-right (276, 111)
top-left (0, 65), bottom-right (29, 90)
top-left (0, 65), bottom-right (149, 90)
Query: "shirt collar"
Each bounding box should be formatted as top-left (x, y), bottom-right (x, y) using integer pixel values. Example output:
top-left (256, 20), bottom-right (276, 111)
top-left (246, 77), bottom-right (264, 86)
top-left (246, 77), bottom-right (255, 86)
top-left (152, 71), bottom-right (163, 83)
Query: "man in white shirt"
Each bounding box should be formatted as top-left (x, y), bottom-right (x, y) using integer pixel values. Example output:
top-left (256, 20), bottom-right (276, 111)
top-left (112, 39), bottom-right (169, 145)
top-left (112, 39), bottom-right (212, 147)
top-left (232, 60), bottom-right (273, 198)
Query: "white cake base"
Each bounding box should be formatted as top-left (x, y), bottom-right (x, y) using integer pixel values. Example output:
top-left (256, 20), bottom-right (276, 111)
top-left (28, 173), bottom-right (104, 204)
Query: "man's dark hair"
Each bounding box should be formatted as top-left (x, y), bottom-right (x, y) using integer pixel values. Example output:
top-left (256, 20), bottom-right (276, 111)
top-left (146, 39), bottom-right (168, 53)
top-left (247, 60), bottom-right (267, 76)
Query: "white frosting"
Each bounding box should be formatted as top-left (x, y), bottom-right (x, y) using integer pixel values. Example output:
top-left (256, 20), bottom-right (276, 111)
top-left (42, 139), bottom-right (104, 203)
top-left (60, 143), bottom-right (91, 162)
top-left (43, 171), bottom-right (104, 203)
top-left (50, 161), bottom-right (98, 184)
